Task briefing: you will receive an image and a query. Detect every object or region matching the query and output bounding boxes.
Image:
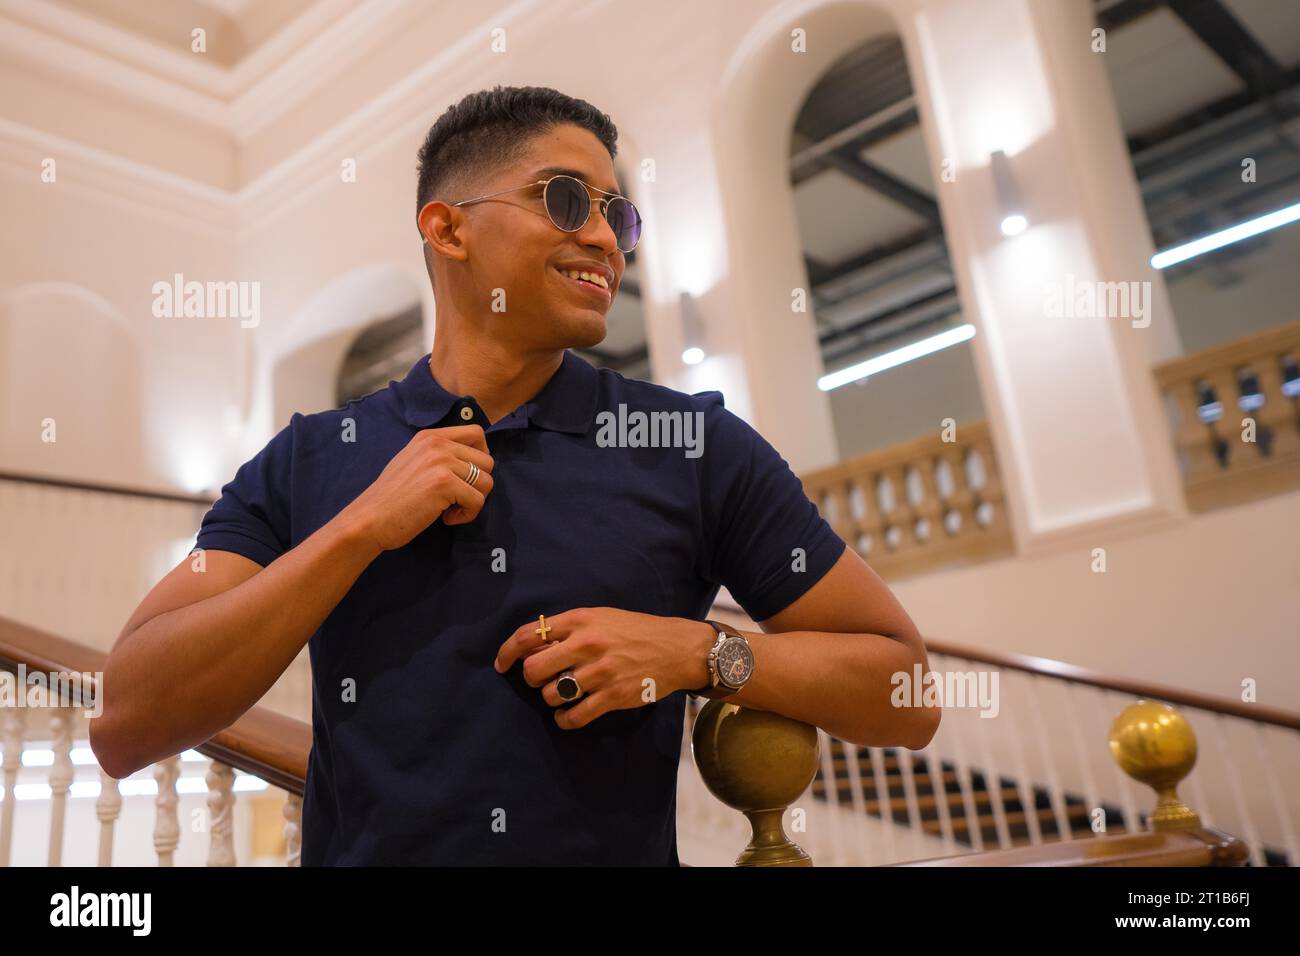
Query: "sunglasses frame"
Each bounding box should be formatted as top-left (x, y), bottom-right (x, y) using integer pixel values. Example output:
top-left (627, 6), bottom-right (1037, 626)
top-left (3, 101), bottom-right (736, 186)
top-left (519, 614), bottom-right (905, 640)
top-left (445, 174), bottom-right (641, 252)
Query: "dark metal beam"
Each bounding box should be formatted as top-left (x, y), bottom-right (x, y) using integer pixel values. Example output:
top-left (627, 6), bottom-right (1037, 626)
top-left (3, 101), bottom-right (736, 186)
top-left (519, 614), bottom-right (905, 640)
top-left (817, 285), bottom-right (958, 350)
top-left (810, 226), bottom-right (947, 294)
top-left (817, 151), bottom-right (940, 223)
top-left (1094, 0), bottom-right (1165, 32)
top-left (1168, 0), bottom-right (1288, 95)
top-left (791, 106), bottom-right (920, 186)
top-left (1127, 65), bottom-right (1300, 169)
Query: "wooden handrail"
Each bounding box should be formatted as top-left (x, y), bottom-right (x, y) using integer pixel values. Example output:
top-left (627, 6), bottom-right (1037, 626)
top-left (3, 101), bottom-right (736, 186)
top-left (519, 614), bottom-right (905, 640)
top-left (0, 469), bottom-right (217, 506)
top-left (0, 615), bottom-right (311, 795)
top-left (893, 827), bottom-right (1249, 867)
top-left (4, 613), bottom-right (1297, 800)
top-left (923, 638), bottom-right (1300, 730)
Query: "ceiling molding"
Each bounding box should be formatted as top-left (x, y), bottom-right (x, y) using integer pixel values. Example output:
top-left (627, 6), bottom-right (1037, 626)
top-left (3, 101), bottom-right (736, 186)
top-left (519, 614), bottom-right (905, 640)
top-left (194, 0), bottom-right (253, 16)
top-left (0, 0), bottom-right (232, 93)
top-left (0, 0), bottom-right (429, 138)
top-left (238, 0), bottom-right (569, 235)
top-left (0, 0), bottom-right (577, 244)
top-left (0, 12), bottom-right (230, 129)
top-left (228, 0), bottom-right (417, 142)
top-left (0, 116), bottom-right (239, 237)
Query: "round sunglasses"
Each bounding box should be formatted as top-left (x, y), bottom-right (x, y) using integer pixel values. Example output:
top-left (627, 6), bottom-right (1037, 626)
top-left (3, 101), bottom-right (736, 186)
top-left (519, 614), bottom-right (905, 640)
top-left (449, 174), bottom-right (642, 253)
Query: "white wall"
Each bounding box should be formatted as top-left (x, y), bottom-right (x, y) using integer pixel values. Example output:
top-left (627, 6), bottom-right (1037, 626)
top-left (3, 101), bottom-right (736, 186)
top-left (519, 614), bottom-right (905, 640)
top-left (827, 338), bottom-right (987, 456)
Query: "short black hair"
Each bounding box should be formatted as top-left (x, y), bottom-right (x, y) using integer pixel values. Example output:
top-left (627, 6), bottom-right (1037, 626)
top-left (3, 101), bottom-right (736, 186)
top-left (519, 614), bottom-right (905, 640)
top-left (415, 85), bottom-right (619, 240)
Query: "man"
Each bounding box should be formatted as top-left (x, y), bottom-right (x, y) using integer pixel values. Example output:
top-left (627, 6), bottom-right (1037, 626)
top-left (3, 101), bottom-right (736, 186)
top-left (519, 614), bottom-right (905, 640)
top-left (91, 85), bottom-right (938, 865)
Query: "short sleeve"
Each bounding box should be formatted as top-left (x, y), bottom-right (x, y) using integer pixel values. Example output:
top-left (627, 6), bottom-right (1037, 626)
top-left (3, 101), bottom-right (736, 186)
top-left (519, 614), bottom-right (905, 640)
top-left (696, 392), bottom-right (846, 622)
top-left (193, 414), bottom-right (298, 568)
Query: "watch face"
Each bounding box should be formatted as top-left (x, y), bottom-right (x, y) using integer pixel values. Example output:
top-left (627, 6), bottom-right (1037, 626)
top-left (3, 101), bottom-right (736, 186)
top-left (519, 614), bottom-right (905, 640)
top-left (717, 636), bottom-right (754, 687)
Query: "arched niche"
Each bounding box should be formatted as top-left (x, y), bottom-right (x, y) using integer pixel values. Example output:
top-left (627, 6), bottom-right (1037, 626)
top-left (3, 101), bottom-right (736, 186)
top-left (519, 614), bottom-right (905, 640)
top-left (0, 282), bottom-right (145, 485)
top-left (266, 264), bottom-right (426, 427)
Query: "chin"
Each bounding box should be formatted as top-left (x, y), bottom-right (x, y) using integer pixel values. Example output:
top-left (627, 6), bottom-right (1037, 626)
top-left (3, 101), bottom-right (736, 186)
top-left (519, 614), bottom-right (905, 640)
top-left (562, 313), bottom-right (608, 350)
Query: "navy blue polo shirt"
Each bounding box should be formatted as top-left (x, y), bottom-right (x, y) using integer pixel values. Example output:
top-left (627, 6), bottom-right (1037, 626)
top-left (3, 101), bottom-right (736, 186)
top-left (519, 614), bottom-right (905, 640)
top-left (194, 349), bottom-right (845, 865)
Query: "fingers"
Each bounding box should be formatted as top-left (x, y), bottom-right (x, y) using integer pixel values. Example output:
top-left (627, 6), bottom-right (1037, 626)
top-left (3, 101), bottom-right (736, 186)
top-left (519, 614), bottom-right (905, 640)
top-left (445, 440), bottom-right (494, 476)
top-left (494, 612), bottom-right (571, 672)
top-left (553, 690), bottom-right (615, 729)
top-left (441, 477), bottom-right (486, 525)
top-left (437, 423), bottom-right (489, 454)
top-left (519, 640), bottom-right (581, 688)
top-left (455, 457), bottom-right (494, 493)
top-left (540, 661), bottom-right (601, 707)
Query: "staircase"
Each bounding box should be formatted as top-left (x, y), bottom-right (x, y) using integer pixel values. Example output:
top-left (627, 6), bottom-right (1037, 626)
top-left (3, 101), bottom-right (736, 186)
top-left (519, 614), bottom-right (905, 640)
top-left (810, 740), bottom-right (1293, 865)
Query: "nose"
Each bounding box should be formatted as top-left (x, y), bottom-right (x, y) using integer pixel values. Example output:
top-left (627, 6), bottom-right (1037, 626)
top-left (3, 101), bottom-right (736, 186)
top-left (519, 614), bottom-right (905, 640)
top-left (576, 194), bottom-right (620, 256)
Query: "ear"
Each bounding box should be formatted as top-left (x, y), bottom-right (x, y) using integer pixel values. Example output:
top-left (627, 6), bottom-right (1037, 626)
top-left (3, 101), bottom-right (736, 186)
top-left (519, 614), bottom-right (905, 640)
top-left (419, 200), bottom-right (470, 267)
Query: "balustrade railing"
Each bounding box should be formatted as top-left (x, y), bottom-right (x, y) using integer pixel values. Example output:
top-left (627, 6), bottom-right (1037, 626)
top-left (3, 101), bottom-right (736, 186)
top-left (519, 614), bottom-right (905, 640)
top-left (3, 613), bottom-right (1285, 867)
top-left (1153, 321), bottom-right (1300, 512)
top-left (799, 420), bottom-right (1014, 580)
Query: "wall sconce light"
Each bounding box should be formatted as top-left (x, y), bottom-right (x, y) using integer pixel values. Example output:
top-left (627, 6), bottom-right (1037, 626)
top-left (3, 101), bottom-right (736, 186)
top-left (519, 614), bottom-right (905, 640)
top-left (680, 291), bottom-right (705, 365)
top-left (991, 149), bottom-right (1028, 237)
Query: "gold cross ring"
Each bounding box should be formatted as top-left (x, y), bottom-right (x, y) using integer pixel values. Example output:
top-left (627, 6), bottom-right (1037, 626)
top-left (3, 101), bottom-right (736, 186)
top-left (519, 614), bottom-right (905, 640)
top-left (535, 614), bottom-right (552, 643)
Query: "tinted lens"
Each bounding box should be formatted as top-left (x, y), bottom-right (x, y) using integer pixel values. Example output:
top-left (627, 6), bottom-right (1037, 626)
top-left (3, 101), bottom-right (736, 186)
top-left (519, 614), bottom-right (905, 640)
top-left (545, 176), bottom-right (641, 253)
top-left (544, 176), bottom-right (590, 231)
top-left (606, 196), bottom-right (642, 253)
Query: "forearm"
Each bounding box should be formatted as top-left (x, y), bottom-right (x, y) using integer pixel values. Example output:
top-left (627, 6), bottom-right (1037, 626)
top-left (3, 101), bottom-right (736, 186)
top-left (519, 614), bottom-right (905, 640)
top-left (686, 622), bottom-right (939, 749)
top-left (97, 513), bottom-right (382, 776)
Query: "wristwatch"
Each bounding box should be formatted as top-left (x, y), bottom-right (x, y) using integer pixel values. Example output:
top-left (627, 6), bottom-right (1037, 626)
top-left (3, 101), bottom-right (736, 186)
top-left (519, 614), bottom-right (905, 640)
top-left (690, 619), bottom-right (755, 699)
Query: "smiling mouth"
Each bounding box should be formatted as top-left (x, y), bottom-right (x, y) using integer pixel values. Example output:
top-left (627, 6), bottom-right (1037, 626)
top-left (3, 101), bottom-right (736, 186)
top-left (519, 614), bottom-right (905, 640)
top-left (554, 267), bottom-right (611, 296)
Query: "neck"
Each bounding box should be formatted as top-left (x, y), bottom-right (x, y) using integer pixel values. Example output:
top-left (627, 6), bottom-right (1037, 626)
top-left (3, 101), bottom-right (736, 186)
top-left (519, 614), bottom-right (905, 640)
top-left (428, 326), bottom-right (564, 426)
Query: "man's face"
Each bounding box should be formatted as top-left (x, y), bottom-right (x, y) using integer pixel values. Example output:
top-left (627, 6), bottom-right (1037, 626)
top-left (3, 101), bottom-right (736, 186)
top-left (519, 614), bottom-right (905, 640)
top-left (453, 124), bottom-right (627, 351)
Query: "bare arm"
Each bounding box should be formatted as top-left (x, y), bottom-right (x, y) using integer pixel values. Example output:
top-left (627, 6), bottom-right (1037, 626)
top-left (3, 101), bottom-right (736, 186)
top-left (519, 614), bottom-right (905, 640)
top-left (503, 547), bottom-right (941, 748)
top-left (91, 424), bottom-right (495, 778)
top-left (703, 547), bottom-right (941, 749)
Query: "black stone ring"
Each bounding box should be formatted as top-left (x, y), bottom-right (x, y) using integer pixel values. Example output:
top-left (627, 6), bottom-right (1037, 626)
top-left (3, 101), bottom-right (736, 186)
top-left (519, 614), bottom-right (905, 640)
top-left (556, 669), bottom-right (582, 702)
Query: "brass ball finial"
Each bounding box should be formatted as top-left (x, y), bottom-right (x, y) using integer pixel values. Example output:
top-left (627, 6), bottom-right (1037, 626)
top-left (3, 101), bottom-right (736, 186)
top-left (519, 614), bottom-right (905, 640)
top-left (691, 700), bottom-right (820, 866)
top-left (1107, 700), bottom-right (1202, 831)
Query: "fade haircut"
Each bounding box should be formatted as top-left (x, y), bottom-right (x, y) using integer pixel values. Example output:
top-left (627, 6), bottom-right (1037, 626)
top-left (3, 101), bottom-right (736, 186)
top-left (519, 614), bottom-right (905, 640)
top-left (415, 85), bottom-right (620, 249)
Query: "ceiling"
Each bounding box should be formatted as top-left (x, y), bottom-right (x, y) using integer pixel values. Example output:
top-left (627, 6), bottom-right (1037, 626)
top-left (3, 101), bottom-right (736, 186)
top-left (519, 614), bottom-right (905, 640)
top-left (586, 0), bottom-right (1300, 381)
top-left (30, 1), bottom-right (1300, 395)
top-left (44, 0), bottom-right (321, 68)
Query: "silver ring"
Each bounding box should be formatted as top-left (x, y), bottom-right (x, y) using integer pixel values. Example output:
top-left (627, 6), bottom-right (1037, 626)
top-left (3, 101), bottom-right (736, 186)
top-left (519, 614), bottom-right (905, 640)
top-left (556, 669), bottom-right (582, 702)
top-left (465, 462), bottom-right (480, 487)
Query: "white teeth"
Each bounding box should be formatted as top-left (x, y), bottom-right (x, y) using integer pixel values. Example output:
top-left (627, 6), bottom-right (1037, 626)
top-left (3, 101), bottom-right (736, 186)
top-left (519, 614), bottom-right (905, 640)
top-left (560, 268), bottom-right (609, 289)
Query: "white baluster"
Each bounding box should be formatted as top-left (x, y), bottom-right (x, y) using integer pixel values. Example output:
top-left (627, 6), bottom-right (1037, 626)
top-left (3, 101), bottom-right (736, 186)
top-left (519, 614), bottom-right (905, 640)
top-left (1206, 715), bottom-right (1266, 867)
top-left (1185, 770), bottom-right (1216, 829)
top-left (1, 707), bottom-right (27, 866)
top-left (283, 792), bottom-right (303, 867)
top-left (47, 707), bottom-right (75, 866)
top-left (1063, 683), bottom-right (1101, 837)
top-left (915, 746), bottom-right (956, 856)
top-left (1183, 708), bottom-right (1217, 829)
top-left (1253, 724), bottom-right (1299, 867)
top-left (942, 699), bottom-right (985, 852)
top-left (206, 760), bottom-right (236, 866)
top-left (153, 755), bottom-right (180, 866)
top-left (1024, 676), bottom-right (1073, 841)
top-left (96, 769), bottom-right (122, 866)
top-left (840, 741), bottom-right (870, 865)
top-left (1089, 690), bottom-right (1142, 834)
top-left (970, 688), bottom-right (1013, 849)
top-left (918, 657), bottom-right (957, 856)
top-left (1001, 673), bottom-right (1043, 846)
top-left (867, 746), bottom-right (898, 863)
top-left (815, 728), bottom-right (843, 866)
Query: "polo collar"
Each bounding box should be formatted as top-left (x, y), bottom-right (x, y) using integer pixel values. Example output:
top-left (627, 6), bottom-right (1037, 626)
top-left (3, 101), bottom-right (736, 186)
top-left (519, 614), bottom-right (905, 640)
top-left (396, 350), bottom-right (599, 435)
